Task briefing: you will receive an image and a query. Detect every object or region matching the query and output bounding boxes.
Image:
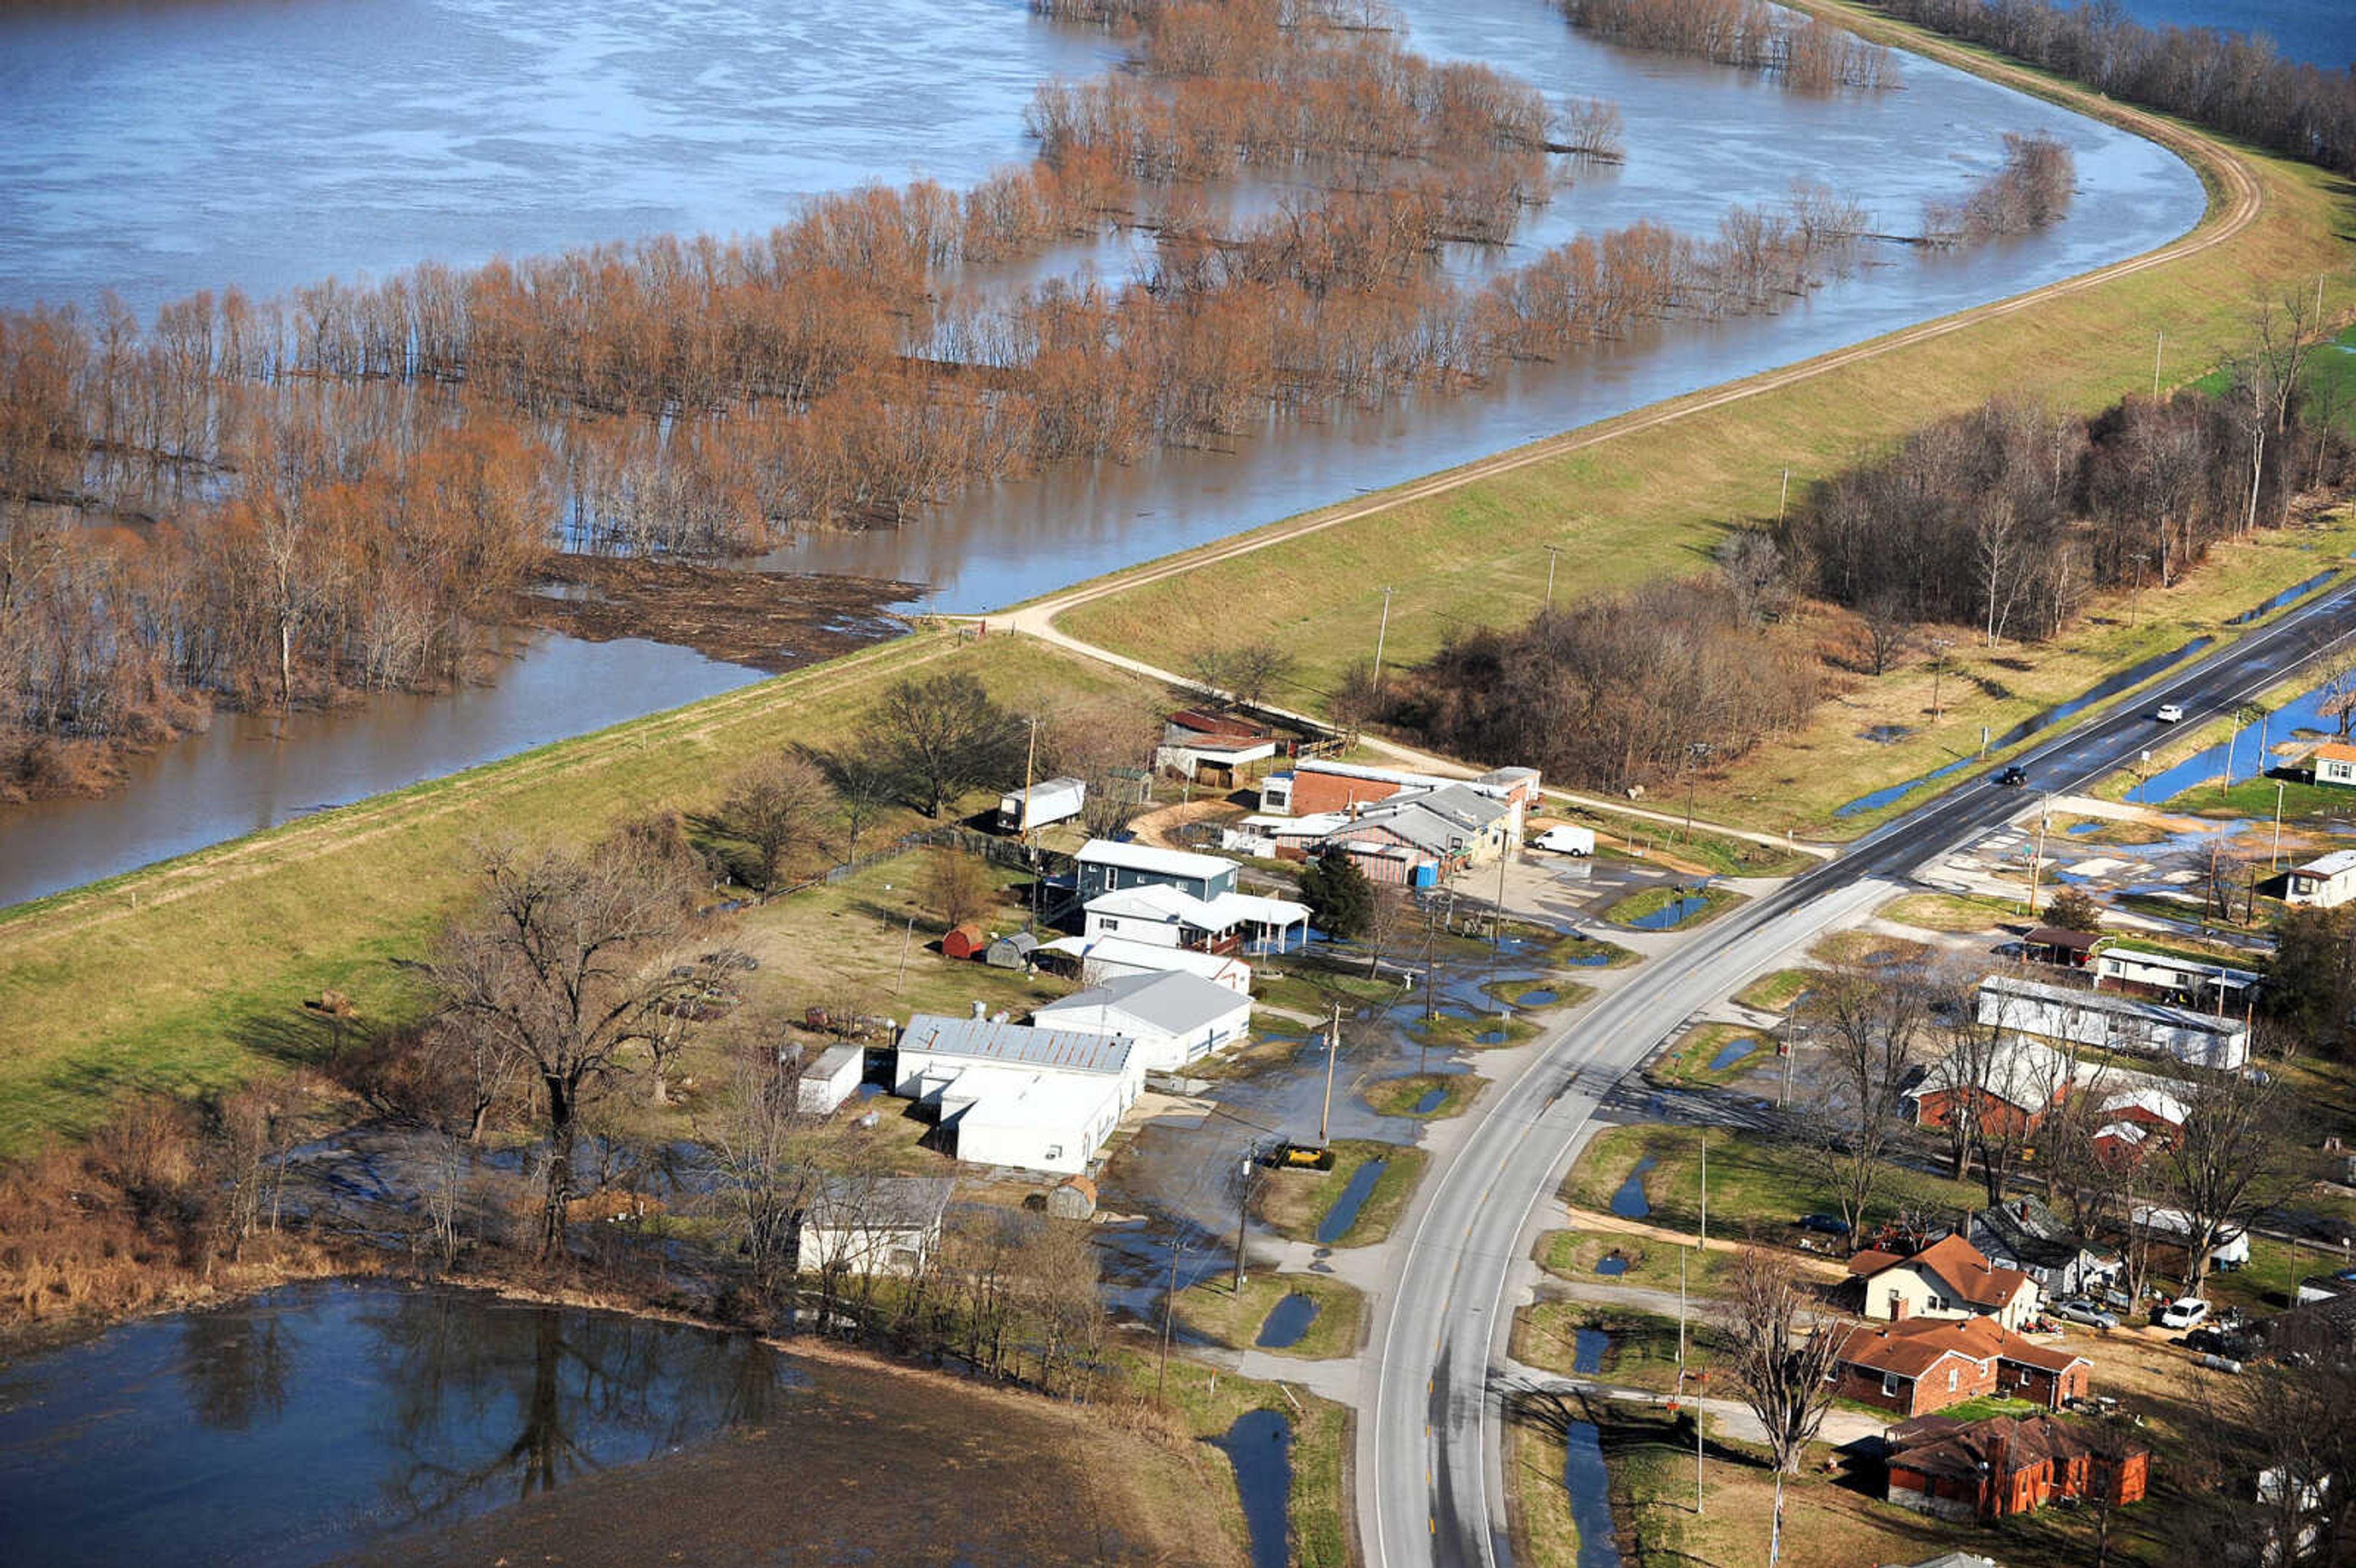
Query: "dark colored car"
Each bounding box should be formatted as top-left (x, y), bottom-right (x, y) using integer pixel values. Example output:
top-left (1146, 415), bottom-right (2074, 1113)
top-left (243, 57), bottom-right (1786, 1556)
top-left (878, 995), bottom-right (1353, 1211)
top-left (1797, 1213), bottom-right (1852, 1236)
top-left (1994, 765), bottom-right (2030, 788)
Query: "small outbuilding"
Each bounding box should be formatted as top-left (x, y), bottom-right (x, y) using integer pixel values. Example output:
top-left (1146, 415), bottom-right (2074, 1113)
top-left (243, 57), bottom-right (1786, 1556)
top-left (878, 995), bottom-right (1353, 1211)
top-left (793, 1041), bottom-right (866, 1116)
top-left (1046, 1175), bottom-right (1099, 1220)
top-left (2286, 848), bottom-right (2356, 909)
top-left (2021, 926), bottom-right (2100, 968)
top-left (985, 931), bottom-right (1039, 970)
top-left (998, 777), bottom-right (1087, 835)
top-left (941, 923), bottom-right (988, 961)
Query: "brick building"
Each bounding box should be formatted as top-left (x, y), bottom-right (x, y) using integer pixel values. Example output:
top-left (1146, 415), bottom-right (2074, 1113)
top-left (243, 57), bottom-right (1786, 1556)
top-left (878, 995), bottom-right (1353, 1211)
top-left (1834, 1316), bottom-right (2091, 1418)
top-left (1884, 1413), bottom-right (2150, 1521)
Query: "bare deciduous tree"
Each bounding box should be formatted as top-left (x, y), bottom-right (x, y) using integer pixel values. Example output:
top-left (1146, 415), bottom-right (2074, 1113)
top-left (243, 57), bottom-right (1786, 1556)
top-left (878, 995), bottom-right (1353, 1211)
top-left (719, 753), bottom-right (836, 894)
top-left (1801, 964), bottom-right (1929, 1236)
top-left (1719, 1247), bottom-right (1845, 1475)
top-left (2163, 1070), bottom-right (2305, 1298)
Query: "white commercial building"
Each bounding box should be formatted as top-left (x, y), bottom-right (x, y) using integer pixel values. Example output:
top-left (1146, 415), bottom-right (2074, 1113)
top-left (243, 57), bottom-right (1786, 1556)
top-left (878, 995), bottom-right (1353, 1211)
top-left (1976, 973), bottom-right (2249, 1071)
top-left (1032, 970), bottom-right (1254, 1072)
top-left (1036, 934), bottom-right (1253, 993)
top-left (893, 1014), bottom-right (1142, 1175)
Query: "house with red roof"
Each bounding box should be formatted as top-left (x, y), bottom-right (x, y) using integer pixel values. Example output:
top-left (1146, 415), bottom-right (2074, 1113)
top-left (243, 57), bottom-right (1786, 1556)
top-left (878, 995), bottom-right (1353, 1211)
top-left (1834, 1316), bottom-right (2091, 1418)
top-left (1884, 1412), bottom-right (2149, 1521)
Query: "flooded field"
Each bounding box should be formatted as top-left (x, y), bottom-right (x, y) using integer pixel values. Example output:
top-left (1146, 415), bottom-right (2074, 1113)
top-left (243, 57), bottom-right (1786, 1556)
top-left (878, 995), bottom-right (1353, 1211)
top-left (0, 0), bottom-right (2207, 908)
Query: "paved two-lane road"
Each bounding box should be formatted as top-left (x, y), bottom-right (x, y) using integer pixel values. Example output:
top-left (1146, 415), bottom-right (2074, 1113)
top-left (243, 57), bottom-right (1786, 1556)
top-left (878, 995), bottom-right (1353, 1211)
top-left (1369, 577), bottom-right (2356, 1568)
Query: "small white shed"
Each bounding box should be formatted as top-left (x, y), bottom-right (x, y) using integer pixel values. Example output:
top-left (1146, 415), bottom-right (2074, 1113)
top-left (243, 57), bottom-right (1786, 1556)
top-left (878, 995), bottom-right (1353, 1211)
top-left (795, 1042), bottom-right (866, 1115)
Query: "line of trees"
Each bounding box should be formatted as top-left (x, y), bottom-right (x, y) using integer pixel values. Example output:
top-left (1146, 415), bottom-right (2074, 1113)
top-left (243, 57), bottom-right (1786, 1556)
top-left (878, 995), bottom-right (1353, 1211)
top-left (1875, 0), bottom-right (2356, 175)
top-left (1923, 129), bottom-right (2074, 244)
top-left (1401, 577), bottom-right (1823, 795)
top-left (1557, 0), bottom-right (1902, 91)
top-left (1783, 298), bottom-right (2351, 650)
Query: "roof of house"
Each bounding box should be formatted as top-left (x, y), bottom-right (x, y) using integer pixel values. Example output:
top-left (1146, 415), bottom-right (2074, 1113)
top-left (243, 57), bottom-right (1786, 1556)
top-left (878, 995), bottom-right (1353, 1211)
top-left (810, 1042), bottom-right (864, 1077)
top-left (2096, 941), bottom-right (2263, 985)
top-left (808, 1175), bottom-right (955, 1230)
top-left (899, 1015), bottom-right (1136, 1077)
top-left (2023, 926), bottom-right (2101, 952)
top-left (1039, 934), bottom-right (1253, 986)
top-left (1981, 972), bottom-right (2246, 1041)
top-left (1885, 1555), bottom-right (2001, 1568)
top-left (1034, 970), bottom-right (1250, 1037)
top-left (1076, 839), bottom-right (1237, 880)
top-left (2100, 1086), bottom-right (2189, 1125)
top-left (2313, 741), bottom-right (2356, 764)
top-left (1887, 1413), bottom-right (2146, 1483)
top-left (1838, 1315), bottom-right (2088, 1380)
top-left (1167, 709), bottom-right (1271, 739)
top-left (2294, 848), bottom-right (2356, 878)
top-left (1974, 1197), bottom-right (2104, 1271)
top-left (1475, 766), bottom-right (1540, 785)
top-left (1854, 1234), bottom-right (2036, 1310)
top-left (1296, 757), bottom-right (1454, 790)
top-left (2093, 1120), bottom-right (2152, 1147)
top-left (1087, 883), bottom-right (1208, 923)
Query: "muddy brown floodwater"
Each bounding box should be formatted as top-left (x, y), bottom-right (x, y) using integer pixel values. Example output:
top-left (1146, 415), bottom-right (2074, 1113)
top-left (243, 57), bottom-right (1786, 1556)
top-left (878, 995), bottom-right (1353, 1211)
top-left (513, 555), bottom-right (918, 673)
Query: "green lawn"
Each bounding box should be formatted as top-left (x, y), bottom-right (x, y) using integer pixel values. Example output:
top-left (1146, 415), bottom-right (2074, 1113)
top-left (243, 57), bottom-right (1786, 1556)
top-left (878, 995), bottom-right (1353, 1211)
top-left (1515, 1302), bottom-right (1720, 1395)
top-left (1876, 890), bottom-right (2020, 934)
top-left (1562, 1124), bottom-right (1983, 1241)
top-left (1364, 1071), bottom-right (1480, 1120)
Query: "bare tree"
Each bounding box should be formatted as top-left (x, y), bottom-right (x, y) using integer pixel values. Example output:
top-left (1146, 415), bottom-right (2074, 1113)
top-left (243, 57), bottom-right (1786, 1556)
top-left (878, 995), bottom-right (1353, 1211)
top-left (869, 674), bottom-right (1023, 818)
top-left (425, 834), bottom-right (693, 1258)
top-left (2163, 1071), bottom-right (2306, 1298)
top-left (798, 743), bottom-right (900, 865)
top-left (921, 846), bottom-right (995, 931)
top-left (1719, 1248), bottom-right (1845, 1476)
top-left (1855, 589), bottom-right (1914, 676)
top-left (1801, 964), bottom-right (1929, 1236)
top-left (719, 753), bottom-right (836, 894)
top-left (1224, 641), bottom-right (1295, 711)
top-left (693, 1034), bottom-right (838, 1300)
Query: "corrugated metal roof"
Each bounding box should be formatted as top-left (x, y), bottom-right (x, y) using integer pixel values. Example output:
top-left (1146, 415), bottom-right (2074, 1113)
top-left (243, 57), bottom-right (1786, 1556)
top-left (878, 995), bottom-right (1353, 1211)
top-left (1034, 970), bottom-right (1250, 1036)
top-left (1076, 838), bottom-right (1236, 880)
top-left (899, 1013), bottom-right (1136, 1076)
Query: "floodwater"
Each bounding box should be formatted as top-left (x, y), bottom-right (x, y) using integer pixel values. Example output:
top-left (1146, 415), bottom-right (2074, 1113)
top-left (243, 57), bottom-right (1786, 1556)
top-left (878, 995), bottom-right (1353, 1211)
top-left (0, 633), bottom-right (759, 909)
top-left (1609, 1157), bottom-right (1656, 1220)
top-left (1215, 1409), bottom-right (1294, 1568)
top-left (0, 0), bottom-right (2205, 907)
top-left (2110, 0), bottom-right (2356, 69)
top-left (1317, 1159), bottom-right (1391, 1246)
top-left (1706, 1037), bottom-right (1761, 1074)
top-left (1574, 1327), bottom-right (1612, 1377)
top-left (1255, 1293), bottom-right (1322, 1350)
top-left (1412, 1085), bottom-right (1450, 1115)
top-left (1618, 891), bottom-right (1715, 931)
top-left (2127, 675), bottom-right (2345, 803)
top-left (0, 1281), bottom-right (799, 1567)
top-left (1562, 1419), bottom-right (1626, 1567)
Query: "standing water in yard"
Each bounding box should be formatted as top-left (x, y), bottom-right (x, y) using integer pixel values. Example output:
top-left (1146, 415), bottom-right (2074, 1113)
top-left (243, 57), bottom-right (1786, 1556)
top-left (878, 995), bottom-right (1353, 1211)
top-left (1256, 1294), bottom-right (1322, 1350)
top-left (1609, 1157), bottom-right (1655, 1220)
top-left (1562, 1421), bottom-right (1625, 1568)
top-left (1216, 1409), bottom-right (1295, 1568)
top-left (1318, 1159), bottom-right (1390, 1245)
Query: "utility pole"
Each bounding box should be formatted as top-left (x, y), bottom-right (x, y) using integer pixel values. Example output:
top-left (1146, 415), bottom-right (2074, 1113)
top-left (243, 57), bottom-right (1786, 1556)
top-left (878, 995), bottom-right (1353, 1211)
top-left (1493, 839), bottom-right (1511, 947)
top-left (1684, 741), bottom-right (1710, 842)
top-left (1777, 465), bottom-right (1790, 525)
top-left (1678, 1245), bottom-right (1689, 1362)
top-left (1372, 586), bottom-right (1395, 690)
top-left (2153, 328), bottom-right (2164, 399)
top-left (894, 913), bottom-right (916, 992)
top-left (1780, 992), bottom-right (1798, 1108)
top-left (1158, 1236), bottom-right (1179, 1395)
top-left (1319, 1003), bottom-right (1341, 1145)
top-left (2273, 779), bottom-right (2287, 869)
top-left (2025, 799), bottom-right (2050, 918)
top-left (1695, 1376), bottom-right (1707, 1514)
top-left (1233, 1153), bottom-right (1252, 1291)
top-left (1698, 1133), bottom-right (1709, 1249)
top-left (1544, 545), bottom-right (1563, 610)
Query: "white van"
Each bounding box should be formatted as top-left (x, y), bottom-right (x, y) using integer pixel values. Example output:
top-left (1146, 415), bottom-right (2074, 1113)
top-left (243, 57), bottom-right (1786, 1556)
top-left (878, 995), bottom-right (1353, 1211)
top-left (1533, 824), bottom-right (1595, 857)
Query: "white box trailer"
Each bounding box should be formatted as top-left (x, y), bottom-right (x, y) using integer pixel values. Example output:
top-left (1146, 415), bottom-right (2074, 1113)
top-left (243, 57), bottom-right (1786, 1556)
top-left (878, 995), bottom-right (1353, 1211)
top-left (997, 777), bottom-right (1087, 834)
top-left (1533, 824), bottom-right (1595, 856)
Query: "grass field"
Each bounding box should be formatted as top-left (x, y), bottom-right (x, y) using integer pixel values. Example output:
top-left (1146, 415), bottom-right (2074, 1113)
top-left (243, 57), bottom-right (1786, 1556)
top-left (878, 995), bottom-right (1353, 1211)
top-left (1563, 1124), bottom-right (1984, 1242)
top-left (1876, 890), bottom-right (2020, 933)
top-left (1364, 1070), bottom-right (1480, 1120)
top-left (0, 632), bottom-right (1168, 1156)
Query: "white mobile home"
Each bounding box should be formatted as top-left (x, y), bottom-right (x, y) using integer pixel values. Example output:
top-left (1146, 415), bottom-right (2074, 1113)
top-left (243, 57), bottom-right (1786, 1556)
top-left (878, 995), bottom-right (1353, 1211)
top-left (998, 777), bottom-right (1087, 834)
top-left (1976, 973), bottom-right (2249, 1071)
top-left (2285, 848), bottom-right (2356, 909)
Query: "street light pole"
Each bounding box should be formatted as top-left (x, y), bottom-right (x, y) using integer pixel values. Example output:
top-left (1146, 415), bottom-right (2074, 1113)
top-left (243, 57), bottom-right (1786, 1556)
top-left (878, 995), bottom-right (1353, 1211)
top-left (1372, 586), bottom-right (1395, 690)
top-left (1684, 741), bottom-right (1711, 842)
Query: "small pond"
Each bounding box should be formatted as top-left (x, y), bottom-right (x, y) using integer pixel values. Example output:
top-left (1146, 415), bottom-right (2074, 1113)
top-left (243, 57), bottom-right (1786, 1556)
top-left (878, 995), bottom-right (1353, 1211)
top-left (1217, 1409), bottom-right (1294, 1568)
top-left (1317, 1159), bottom-right (1389, 1245)
top-left (1593, 1253), bottom-right (1630, 1278)
top-left (1563, 1420), bottom-right (1626, 1567)
top-left (1608, 1156), bottom-right (1655, 1221)
top-left (0, 1281), bottom-right (798, 1566)
top-left (1255, 1293), bottom-right (1322, 1350)
top-left (1412, 1086), bottom-right (1450, 1115)
top-left (1519, 989), bottom-right (1560, 1007)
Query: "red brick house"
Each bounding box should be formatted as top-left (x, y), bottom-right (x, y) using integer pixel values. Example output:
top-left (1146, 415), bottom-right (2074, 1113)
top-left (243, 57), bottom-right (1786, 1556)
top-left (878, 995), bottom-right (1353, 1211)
top-left (1885, 1412), bottom-right (2150, 1521)
top-left (1908, 1037), bottom-right (2074, 1138)
top-left (1834, 1316), bottom-right (2092, 1418)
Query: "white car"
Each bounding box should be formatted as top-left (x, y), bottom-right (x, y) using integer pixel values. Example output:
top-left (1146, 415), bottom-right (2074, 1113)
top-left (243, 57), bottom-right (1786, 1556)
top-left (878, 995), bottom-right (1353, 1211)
top-left (2154, 703), bottom-right (2185, 723)
top-left (2158, 1296), bottom-right (2211, 1329)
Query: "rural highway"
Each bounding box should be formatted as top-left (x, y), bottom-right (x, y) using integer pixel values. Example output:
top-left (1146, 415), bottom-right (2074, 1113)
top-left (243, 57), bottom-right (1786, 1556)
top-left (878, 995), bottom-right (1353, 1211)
top-left (1369, 573), bottom-right (2356, 1568)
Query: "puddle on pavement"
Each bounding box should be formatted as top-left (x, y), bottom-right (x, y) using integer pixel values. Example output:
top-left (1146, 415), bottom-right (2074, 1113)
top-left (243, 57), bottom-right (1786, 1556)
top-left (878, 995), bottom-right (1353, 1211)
top-left (1255, 1293), bottom-right (1321, 1350)
top-left (1562, 1420), bottom-right (1626, 1567)
top-left (1609, 1157), bottom-right (1655, 1220)
top-left (1217, 1409), bottom-right (1293, 1568)
top-left (1706, 1037), bottom-right (1760, 1074)
top-left (1318, 1159), bottom-right (1390, 1245)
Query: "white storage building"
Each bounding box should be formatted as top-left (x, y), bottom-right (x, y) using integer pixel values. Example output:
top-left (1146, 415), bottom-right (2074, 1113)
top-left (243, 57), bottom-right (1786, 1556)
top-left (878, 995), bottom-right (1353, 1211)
top-left (998, 777), bottom-right (1087, 834)
top-left (893, 1014), bottom-right (1142, 1175)
top-left (2285, 848), bottom-right (2356, 909)
top-left (794, 1042), bottom-right (866, 1115)
top-left (1032, 970), bottom-right (1254, 1072)
top-left (1975, 973), bottom-right (2249, 1071)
